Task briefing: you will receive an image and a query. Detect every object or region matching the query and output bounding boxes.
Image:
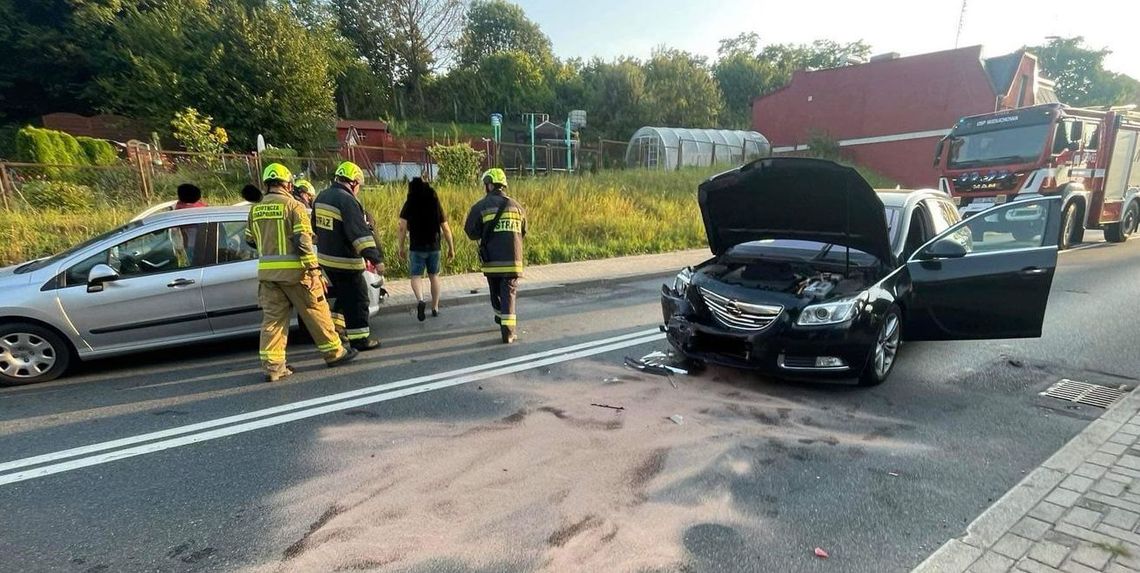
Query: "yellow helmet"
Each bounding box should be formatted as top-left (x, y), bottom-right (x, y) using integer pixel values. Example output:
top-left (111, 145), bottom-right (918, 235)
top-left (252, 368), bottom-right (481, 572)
top-left (481, 168), bottom-right (508, 187)
top-left (262, 163), bottom-right (293, 184)
top-left (294, 179), bottom-right (316, 196)
top-left (334, 161), bottom-right (365, 183)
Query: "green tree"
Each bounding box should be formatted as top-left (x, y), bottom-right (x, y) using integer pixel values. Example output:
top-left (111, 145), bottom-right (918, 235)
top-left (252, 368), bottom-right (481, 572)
top-left (333, 0), bottom-right (463, 118)
top-left (644, 48), bottom-right (721, 128)
top-left (171, 107), bottom-right (228, 154)
top-left (580, 58), bottom-right (651, 140)
top-left (457, 0), bottom-right (553, 68)
top-left (714, 52), bottom-right (779, 129)
top-left (1026, 36), bottom-right (1140, 106)
top-left (476, 51), bottom-right (552, 117)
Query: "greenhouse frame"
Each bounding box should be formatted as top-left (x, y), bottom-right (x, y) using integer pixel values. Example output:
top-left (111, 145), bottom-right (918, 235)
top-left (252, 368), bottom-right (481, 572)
top-left (625, 127), bottom-right (771, 169)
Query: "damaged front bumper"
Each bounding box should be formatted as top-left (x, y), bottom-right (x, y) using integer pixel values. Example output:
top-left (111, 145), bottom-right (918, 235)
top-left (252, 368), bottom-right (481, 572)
top-left (660, 285), bottom-right (874, 378)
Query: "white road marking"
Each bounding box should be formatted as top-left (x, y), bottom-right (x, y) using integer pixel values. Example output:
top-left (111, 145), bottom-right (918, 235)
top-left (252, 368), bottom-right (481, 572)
top-left (0, 331), bottom-right (664, 485)
top-left (1059, 242), bottom-right (1111, 255)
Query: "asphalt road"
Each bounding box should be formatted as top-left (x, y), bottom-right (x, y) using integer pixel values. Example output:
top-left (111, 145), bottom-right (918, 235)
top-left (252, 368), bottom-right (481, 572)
top-left (1, 234), bottom-right (1138, 573)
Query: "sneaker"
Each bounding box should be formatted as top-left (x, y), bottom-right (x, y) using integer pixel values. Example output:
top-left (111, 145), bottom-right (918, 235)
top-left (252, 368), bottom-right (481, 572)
top-left (326, 347), bottom-right (359, 367)
top-left (417, 301), bottom-right (426, 322)
top-left (351, 338), bottom-right (381, 351)
top-left (265, 368), bottom-right (293, 383)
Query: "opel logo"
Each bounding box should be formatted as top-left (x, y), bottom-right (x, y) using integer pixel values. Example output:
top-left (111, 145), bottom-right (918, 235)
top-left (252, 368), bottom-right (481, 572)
top-left (726, 301), bottom-right (744, 316)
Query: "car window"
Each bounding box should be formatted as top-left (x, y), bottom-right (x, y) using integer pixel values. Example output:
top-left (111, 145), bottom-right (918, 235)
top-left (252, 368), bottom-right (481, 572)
top-left (217, 221), bottom-right (258, 264)
top-left (63, 224), bottom-right (206, 286)
top-left (884, 207), bottom-right (903, 247)
top-left (902, 206), bottom-right (929, 260)
top-left (925, 198), bottom-right (959, 235)
top-left (929, 202), bottom-right (1049, 257)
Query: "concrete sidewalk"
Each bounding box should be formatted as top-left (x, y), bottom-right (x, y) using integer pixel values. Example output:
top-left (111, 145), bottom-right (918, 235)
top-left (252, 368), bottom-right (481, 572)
top-left (378, 249), bottom-right (709, 309)
top-left (915, 387), bottom-right (1140, 573)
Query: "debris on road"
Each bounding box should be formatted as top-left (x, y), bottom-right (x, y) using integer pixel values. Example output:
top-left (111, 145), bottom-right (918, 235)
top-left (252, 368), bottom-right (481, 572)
top-left (814, 547), bottom-right (830, 559)
top-left (603, 377), bottom-right (622, 383)
top-left (469, 289), bottom-right (479, 294)
top-left (590, 403), bottom-right (625, 411)
top-left (668, 414), bottom-right (684, 425)
top-left (1008, 359), bottom-right (1024, 368)
top-left (888, 471), bottom-right (900, 477)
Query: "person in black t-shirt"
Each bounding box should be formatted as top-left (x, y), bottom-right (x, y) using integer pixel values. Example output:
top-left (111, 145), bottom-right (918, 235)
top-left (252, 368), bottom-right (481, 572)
top-left (397, 178), bottom-right (455, 321)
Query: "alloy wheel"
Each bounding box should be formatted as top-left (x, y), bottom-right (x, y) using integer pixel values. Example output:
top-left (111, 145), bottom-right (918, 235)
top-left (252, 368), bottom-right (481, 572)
top-left (873, 314), bottom-right (900, 379)
top-left (0, 333), bottom-right (57, 379)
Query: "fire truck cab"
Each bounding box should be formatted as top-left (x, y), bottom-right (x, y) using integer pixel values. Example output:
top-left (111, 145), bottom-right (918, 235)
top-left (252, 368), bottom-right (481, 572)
top-left (935, 103), bottom-right (1140, 249)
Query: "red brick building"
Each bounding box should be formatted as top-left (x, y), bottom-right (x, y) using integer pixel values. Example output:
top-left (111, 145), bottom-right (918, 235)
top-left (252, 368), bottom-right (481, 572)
top-left (751, 46), bottom-right (1058, 188)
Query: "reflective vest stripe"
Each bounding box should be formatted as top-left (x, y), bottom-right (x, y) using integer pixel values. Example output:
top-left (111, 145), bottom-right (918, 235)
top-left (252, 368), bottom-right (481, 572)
top-left (352, 236), bottom-right (377, 253)
top-left (318, 253), bottom-right (366, 270)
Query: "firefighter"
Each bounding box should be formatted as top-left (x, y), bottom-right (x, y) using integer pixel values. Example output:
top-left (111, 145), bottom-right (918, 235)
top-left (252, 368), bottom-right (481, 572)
top-left (313, 161), bottom-right (384, 351)
top-left (464, 168), bottom-right (526, 344)
top-left (247, 163), bottom-right (357, 381)
top-left (293, 178), bottom-right (317, 208)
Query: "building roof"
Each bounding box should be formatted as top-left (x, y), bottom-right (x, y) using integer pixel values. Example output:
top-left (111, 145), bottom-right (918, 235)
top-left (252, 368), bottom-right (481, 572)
top-left (983, 51), bottom-right (1024, 96)
top-left (336, 119), bottom-right (388, 131)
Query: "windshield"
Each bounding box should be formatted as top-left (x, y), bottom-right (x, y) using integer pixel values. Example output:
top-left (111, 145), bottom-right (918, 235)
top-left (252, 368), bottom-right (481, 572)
top-left (14, 220), bottom-right (144, 274)
top-left (947, 124), bottom-right (1051, 169)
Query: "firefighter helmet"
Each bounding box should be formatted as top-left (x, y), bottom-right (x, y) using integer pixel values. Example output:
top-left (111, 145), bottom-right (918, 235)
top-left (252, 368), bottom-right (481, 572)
top-left (294, 179), bottom-right (316, 196)
top-left (334, 161), bottom-right (366, 183)
top-left (262, 163), bottom-right (293, 184)
top-left (481, 168), bottom-right (508, 187)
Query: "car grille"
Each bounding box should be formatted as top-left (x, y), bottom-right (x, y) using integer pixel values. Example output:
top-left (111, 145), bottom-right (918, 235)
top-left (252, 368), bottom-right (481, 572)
top-left (698, 287), bottom-right (783, 332)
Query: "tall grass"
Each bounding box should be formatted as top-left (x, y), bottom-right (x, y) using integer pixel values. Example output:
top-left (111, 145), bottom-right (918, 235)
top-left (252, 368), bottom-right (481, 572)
top-left (0, 162), bottom-right (901, 276)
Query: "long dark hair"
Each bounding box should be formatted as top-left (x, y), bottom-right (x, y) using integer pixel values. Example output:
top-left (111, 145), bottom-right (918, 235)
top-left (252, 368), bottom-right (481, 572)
top-left (403, 177), bottom-right (442, 229)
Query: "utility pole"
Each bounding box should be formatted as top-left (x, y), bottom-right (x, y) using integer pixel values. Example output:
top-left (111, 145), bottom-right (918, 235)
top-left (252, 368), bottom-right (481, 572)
top-left (955, 0), bottom-right (968, 48)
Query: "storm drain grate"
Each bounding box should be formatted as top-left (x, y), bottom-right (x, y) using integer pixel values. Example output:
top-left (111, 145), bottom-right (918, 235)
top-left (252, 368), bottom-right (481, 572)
top-left (1040, 379), bottom-right (1129, 409)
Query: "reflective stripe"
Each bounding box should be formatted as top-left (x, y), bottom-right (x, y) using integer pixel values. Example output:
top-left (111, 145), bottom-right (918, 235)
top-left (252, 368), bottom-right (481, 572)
top-left (352, 236), bottom-right (377, 253)
top-left (345, 327), bottom-right (370, 340)
top-left (276, 220), bottom-right (286, 255)
top-left (500, 317), bottom-right (517, 326)
top-left (293, 224), bottom-right (309, 234)
top-left (299, 254), bottom-right (318, 267)
top-left (314, 205), bottom-right (343, 220)
top-left (259, 350), bottom-right (286, 360)
top-left (318, 254), bottom-right (366, 270)
top-left (259, 260), bottom-right (305, 270)
top-left (482, 211), bottom-right (523, 223)
top-left (316, 340), bottom-right (342, 352)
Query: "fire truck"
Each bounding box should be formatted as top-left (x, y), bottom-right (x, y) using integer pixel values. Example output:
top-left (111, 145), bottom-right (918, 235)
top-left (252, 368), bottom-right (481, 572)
top-left (934, 103), bottom-right (1140, 249)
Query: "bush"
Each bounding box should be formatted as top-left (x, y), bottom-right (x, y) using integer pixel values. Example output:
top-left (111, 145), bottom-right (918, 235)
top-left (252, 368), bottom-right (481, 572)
top-left (805, 131), bottom-right (841, 160)
top-left (428, 142), bottom-right (485, 185)
top-left (22, 181), bottom-right (95, 210)
top-left (77, 137), bottom-right (119, 166)
top-left (261, 147), bottom-right (301, 174)
top-left (171, 107), bottom-right (228, 154)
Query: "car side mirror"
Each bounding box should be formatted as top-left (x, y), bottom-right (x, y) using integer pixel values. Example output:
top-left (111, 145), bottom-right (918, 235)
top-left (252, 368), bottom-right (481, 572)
top-left (918, 237), bottom-right (968, 260)
top-left (87, 264), bottom-right (119, 293)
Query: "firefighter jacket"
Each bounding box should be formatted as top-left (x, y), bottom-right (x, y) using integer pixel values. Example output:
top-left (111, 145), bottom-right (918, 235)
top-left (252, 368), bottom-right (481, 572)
top-left (312, 183), bottom-right (383, 271)
top-left (245, 188), bottom-right (319, 282)
top-left (464, 190), bottom-right (526, 277)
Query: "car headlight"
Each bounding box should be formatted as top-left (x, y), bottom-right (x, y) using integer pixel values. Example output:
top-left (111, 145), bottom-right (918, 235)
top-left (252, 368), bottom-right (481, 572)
top-left (797, 299), bottom-right (858, 326)
top-left (671, 267), bottom-right (692, 296)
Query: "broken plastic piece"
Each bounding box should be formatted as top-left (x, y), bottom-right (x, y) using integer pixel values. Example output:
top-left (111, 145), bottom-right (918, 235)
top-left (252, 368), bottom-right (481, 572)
top-left (591, 403), bottom-right (624, 411)
top-left (814, 547), bottom-right (829, 559)
top-left (668, 414), bottom-right (683, 425)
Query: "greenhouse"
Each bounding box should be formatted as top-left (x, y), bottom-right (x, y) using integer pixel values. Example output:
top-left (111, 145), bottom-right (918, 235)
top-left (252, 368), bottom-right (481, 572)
top-left (625, 127), bottom-right (770, 169)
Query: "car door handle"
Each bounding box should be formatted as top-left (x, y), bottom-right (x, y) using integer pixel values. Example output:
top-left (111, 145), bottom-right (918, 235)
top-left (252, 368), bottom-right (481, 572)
top-left (1020, 267), bottom-right (1049, 276)
top-left (167, 278), bottom-right (196, 288)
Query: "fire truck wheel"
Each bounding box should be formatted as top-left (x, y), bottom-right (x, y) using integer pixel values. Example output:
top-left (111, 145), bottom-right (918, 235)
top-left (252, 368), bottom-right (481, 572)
top-left (1059, 202), bottom-right (1081, 250)
top-left (1105, 202), bottom-right (1138, 244)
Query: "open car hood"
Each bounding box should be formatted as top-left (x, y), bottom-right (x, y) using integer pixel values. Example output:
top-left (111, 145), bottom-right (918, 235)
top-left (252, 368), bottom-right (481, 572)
top-left (698, 157), bottom-right (892, 263)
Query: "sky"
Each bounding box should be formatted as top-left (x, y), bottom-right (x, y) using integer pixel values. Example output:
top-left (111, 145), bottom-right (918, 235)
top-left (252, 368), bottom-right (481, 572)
top-left (513, 0), bottom-right (1140, 80)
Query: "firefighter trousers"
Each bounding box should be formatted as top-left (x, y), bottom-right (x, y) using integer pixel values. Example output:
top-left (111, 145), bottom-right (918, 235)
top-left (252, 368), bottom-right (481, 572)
top-left (325, 269), bottom-right (372, 343)
top-left (258, 277), bottom-right (344, 375)
top-left (487, 275), bottom-right (518, 337)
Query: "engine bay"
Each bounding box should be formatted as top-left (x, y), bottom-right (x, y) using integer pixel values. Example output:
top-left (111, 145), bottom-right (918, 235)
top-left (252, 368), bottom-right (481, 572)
top-left (700, 258), bottom-right (875, 302)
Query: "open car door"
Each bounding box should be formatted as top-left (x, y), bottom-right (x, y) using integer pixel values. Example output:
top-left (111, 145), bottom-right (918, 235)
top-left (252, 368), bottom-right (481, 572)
top-left (903, 196), bottom-right (1061, 341)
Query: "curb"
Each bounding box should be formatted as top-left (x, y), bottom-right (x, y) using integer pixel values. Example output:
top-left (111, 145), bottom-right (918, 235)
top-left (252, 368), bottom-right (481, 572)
top-left (912, 385), bottom-right (1140, 572)
top-left (376, 269), bottom-right (678, 316)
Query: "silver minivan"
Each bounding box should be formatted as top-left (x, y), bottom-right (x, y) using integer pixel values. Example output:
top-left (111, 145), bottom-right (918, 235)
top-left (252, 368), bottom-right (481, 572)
top-left (0, 206), bottom-right (382, 386)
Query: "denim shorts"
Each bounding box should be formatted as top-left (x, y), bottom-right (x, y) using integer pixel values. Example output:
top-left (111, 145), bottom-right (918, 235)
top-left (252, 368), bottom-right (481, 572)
top-left (409, 250), bottom-right (441, 276)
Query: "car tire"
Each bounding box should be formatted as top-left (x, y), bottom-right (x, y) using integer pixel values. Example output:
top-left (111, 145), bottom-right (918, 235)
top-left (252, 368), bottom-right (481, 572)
top-left (1059, 202), bottom-right (1081, 250)
top-left (1106, 202), bottom-right (1138, 244)
top-left (0, 322), bottom-right (72, 387)
top-left (859, 306), bottom-right (901, 387)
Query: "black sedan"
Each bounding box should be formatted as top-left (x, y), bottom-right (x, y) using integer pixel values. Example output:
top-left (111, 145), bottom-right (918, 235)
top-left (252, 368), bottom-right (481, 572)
top-left (661, 157), bottom-right (1061, 386)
